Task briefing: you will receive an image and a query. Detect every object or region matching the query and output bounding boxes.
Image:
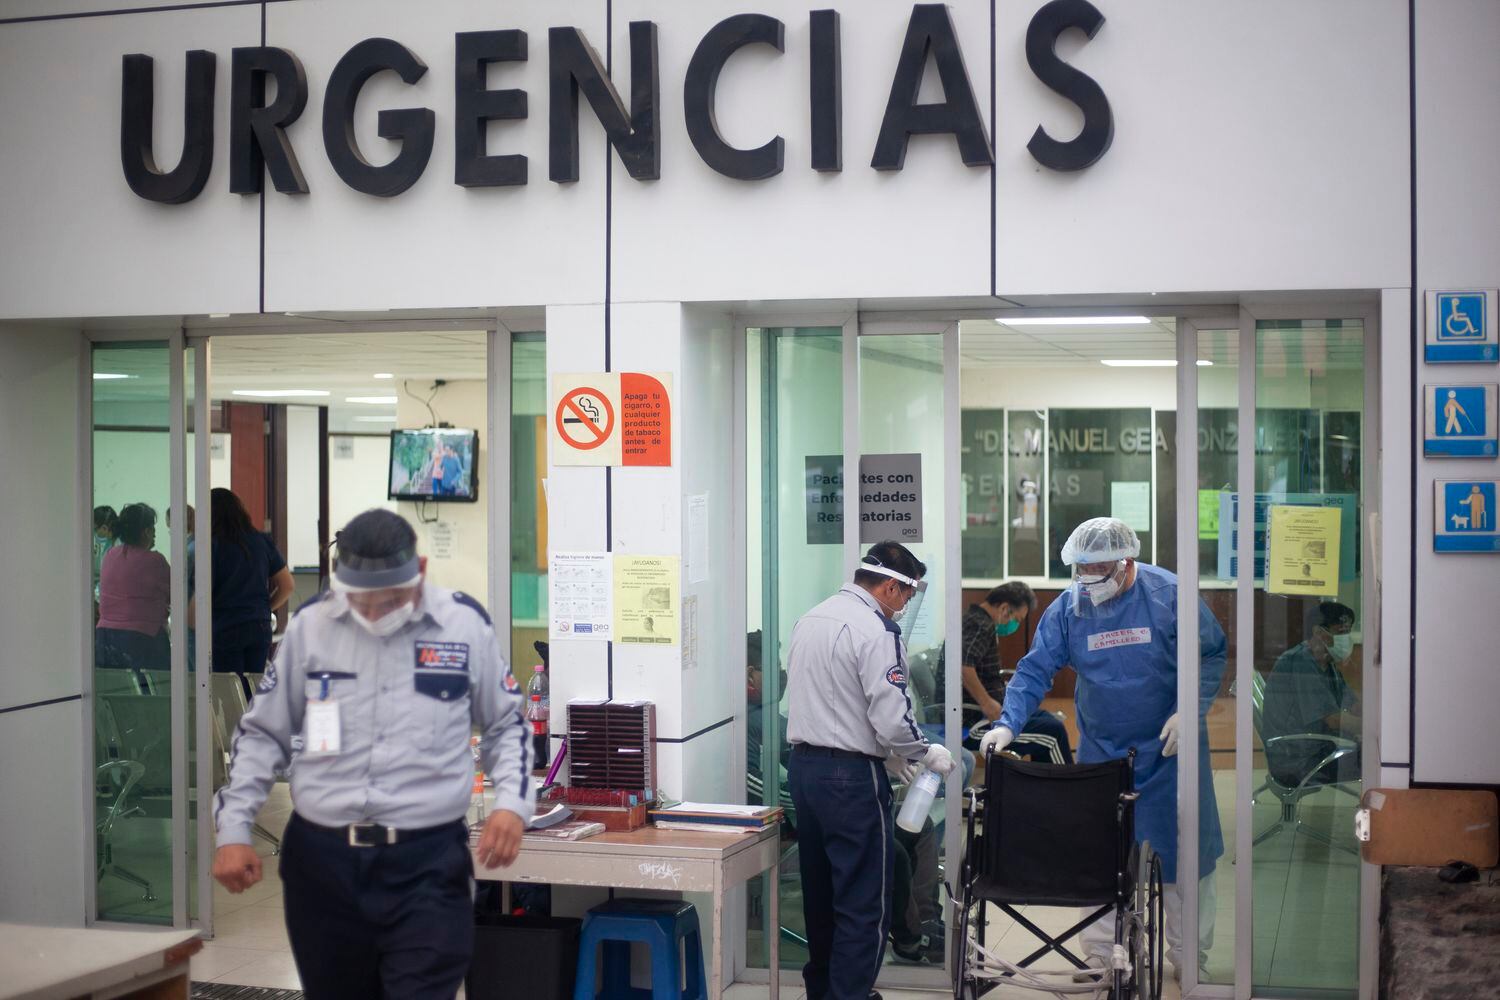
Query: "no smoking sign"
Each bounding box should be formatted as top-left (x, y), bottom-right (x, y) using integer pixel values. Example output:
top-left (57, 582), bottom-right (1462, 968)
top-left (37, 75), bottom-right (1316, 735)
top-left (551, 372), bottom-right (673, 467)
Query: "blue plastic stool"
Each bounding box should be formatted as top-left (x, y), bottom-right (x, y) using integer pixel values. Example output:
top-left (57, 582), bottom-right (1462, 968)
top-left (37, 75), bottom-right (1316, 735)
top-left (573, 898), bottom-right (706, 1000)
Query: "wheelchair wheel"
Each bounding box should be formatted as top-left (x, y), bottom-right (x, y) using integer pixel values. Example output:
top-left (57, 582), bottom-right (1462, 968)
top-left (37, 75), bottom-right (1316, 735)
top-left (1120, 841), bottom-right (1164, 1000)
top-left (1138, 850), bottom-right (1164, 1000)
top-left (953, 894), bottom-right (976, 999)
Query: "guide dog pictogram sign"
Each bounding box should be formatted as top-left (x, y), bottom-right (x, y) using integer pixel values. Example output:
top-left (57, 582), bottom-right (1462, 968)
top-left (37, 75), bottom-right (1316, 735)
top-left (551, 372), bottom-right (673, 467)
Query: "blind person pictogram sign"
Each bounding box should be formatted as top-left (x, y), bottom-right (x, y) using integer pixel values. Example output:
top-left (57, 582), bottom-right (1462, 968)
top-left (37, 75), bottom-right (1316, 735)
top-left (550, 372), bottom-right (673, 467)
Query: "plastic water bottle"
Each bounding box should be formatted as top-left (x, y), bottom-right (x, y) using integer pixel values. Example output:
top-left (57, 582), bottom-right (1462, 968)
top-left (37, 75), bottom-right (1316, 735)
top-left (526, 664), bottom-right (550, 770)
top-left (896, 767), bottom-right (941, 833)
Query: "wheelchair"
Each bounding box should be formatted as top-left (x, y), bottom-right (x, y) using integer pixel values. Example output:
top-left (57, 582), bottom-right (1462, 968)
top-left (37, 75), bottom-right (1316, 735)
top-left (952, 750), bottom-right (1163, 1000)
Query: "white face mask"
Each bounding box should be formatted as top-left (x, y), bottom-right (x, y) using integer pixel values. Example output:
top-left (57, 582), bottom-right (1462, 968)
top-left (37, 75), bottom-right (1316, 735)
top-left (1327, 633), bottom-right (1354, 662)
top-left (354, 601), bottom-right (415, 638)
top-left (1077, 562), bottom-right (1124, 605)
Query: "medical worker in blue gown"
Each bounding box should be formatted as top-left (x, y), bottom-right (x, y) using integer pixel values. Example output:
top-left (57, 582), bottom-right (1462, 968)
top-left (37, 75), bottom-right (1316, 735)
top-left (980, 516), bottom-right (1225, 980)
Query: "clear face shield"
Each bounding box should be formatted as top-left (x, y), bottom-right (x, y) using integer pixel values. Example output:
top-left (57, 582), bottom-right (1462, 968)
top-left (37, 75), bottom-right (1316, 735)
top-left (860, 563), bottom-right (929, 639)
top-left (1070, 559), bottom-right (1130, 618)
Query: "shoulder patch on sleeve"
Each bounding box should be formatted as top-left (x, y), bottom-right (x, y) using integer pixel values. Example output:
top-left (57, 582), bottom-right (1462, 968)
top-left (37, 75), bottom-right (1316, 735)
top-left (293, 591), bottom-right (327, 617)
top-left (885, 664), bottom-right (907, 689)
top-left (256, 662), bottom-right (278, 693)
top-left (452, 590), bottom-right (492, 625)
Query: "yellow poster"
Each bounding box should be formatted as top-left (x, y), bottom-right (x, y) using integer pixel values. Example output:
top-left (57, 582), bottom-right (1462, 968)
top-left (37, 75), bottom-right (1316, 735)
top-left (1198, 490), bottom-right (1222, 540)
top-left (613, 555), bottom-right (680, 645)
top-left (1266, 504), bottom-right (1342, 596)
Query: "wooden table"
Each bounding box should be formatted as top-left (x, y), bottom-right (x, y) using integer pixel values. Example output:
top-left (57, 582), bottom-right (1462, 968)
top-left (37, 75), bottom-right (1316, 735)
top-left (0, 923), bottom-right (202, 1000)
top-left (474, 824), bottom-right (781, 999)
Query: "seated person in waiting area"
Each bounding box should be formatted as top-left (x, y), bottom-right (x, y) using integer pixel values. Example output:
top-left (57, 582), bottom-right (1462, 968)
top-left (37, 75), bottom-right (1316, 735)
top-left (961, 582), bottom-right (1073, 764)
top-left (1263, 601), bottom-right (1361, 785)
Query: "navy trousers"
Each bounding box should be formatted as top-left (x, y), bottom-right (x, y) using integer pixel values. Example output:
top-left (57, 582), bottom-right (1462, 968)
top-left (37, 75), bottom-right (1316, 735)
top-left (788, 746), bottom-right (894, 1000)
top-left (280, 814), bottom-right (474, 1000)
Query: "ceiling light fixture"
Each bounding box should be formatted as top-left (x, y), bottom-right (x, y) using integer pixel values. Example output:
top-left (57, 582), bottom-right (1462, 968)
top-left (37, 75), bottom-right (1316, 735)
top-left (1002, 315), bottom-right (1152, 326)
top-left (231, 389), bottom-right (330, 398)
top-left (1196, 359), bottom-right (1214, 367)
top-left (373, 373), bottom-right (395, 380)
top-left (1100, 359), bottom-right (1177, 367)
top-left (92, 373), bottom-right (133, 380)
top-left (345, 395), bottom-right (398, 404)
top-left (209, 312), bottom-right (231, 319)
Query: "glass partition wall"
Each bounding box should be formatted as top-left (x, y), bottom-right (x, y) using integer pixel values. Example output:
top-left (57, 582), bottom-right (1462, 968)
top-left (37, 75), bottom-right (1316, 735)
top-left (744, 309), bottom-right (1376, 998)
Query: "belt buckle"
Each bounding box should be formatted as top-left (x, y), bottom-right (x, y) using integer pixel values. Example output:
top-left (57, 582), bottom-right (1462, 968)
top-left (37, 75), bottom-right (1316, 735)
top-left (347, 822), bottom-right (391, 847)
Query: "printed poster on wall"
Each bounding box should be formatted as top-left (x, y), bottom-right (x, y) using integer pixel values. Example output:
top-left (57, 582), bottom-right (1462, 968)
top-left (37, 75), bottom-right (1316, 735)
top-left (1110, 481), bottom-right (1151, 532)
top-left (1265, 504), bottom-right (1342, 596)
top-left (549, 551), bottom-right (613, 641)
top-left (614, 555), bottom-right (680, 645)
top-left (550, 372), bottom-right (673, 467)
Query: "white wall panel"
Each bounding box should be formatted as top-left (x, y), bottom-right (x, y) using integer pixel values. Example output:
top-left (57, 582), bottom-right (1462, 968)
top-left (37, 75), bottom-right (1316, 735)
top-left (611, 0), bottom-right (994, 302)
top-left (995, 0), bottom-right (1409, 297)
top-left (0, 7), bottom-right (261, 318)
top-left (262, 0), bottom-right (608, 312)
top-left (1411, 0), bottom-right (1500, 785)
top-left (0, 324), bottom-right (86, 924)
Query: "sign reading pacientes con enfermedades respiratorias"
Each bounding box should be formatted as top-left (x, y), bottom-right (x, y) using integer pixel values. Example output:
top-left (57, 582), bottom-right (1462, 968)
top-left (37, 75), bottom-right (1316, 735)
top-left (805, 453), bottom-right (924, 545)
top-left (116, 2), bottom-right (1115, 204)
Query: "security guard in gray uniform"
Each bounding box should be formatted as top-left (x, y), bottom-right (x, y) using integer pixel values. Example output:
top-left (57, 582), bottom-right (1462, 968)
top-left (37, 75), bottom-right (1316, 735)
top-left (786, 541), bottom-right (956, 1000)
top-left (212, 509), bottom-right (535, 999)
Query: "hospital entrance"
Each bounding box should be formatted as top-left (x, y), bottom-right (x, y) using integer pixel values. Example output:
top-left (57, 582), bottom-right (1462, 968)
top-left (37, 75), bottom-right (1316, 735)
top-left (742, 311), bottom-right (1374, 997)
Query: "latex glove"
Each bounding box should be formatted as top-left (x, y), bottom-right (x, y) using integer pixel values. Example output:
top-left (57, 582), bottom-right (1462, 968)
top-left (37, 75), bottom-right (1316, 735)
top-left (885, 755), bottom-right (918, 785)
top-left (922, 743), bottom-right (956, 775)
top-left (1159, 713), bottom-right (1180, 757)
top-left (978, 725), bottom-right (1015, 758)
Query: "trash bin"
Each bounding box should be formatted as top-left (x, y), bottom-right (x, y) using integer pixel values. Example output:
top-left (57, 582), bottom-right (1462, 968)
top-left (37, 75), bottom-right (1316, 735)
top-left (466, 914), bottom-right (582, 1000)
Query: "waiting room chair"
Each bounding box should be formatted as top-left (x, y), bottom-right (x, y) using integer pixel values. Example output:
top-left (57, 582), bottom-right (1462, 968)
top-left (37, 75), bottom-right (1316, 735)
top-left (1249, 672), bottom-right (1359, 855)
top-left (210, 672), bottom-right (282, 854)
top-left (95, 759), bottom-right (156, 901)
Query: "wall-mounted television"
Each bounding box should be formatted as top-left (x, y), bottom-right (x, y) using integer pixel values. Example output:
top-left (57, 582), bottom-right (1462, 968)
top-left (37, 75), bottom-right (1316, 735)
top-left (388, 428), bottom-right (479, 502)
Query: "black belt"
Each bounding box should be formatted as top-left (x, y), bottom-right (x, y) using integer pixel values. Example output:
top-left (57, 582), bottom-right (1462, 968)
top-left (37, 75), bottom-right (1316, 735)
top-left (793, 744), bottom-right (883, 764)
top-left (293, 813), bottom-right (463, 848)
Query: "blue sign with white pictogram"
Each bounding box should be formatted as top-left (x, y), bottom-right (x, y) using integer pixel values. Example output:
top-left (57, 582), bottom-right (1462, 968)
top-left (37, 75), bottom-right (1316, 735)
top-left (1424, 383), bottom-right (1498, 457)
top-left (1427, 290), bottom-right (1499, 363)
top-left (1434, 480), bottom-right (1500, 552)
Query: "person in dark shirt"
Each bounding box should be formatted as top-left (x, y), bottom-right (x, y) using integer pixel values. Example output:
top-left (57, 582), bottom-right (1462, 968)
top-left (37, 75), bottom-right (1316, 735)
top-left (960, 582), bottom-right (1073, 764)
top-left (1263, 601), bottom-right (1361, 785)
top-left (188, 488), bottom-right (294, 695)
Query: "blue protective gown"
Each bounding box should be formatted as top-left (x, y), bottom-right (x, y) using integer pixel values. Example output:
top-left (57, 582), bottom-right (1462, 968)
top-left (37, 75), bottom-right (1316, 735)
top-left (997, 563), bottom-right (1226, 884)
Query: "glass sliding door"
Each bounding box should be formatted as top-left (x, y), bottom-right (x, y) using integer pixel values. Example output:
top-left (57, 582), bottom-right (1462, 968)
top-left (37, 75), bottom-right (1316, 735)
top-left (92, 338), bottom-right (182, 925)
top-left (858, 325), bottom-right (955, 990)
top-left (1249, 320), bottom-right (1365, 997)
top-left (744, 326), bottom-right (846, 974)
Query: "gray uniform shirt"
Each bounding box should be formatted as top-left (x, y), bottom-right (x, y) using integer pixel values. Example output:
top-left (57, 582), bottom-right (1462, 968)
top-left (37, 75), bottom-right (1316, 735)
top-left (784, 584), bottom-right (930, 761)
top-left (213, 581), bottom-right (535, 846)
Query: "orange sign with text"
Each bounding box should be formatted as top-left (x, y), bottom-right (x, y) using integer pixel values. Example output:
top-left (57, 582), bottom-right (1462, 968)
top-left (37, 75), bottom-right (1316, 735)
top-left (550, 372), bottom-right (673, 467)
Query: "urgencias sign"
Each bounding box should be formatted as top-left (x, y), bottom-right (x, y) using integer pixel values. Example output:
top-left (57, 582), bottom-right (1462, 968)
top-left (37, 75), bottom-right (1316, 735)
top-left (121, 1), bottom-right (1113, 204)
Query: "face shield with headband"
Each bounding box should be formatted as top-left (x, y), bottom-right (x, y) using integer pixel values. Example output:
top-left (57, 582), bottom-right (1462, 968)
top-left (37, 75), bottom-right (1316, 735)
top-left (1060, 517), bottom-right (1140, 619)
top-left (860, 558), bottom-right (929, 635)
top-left (331, 539), bottom-right (423, 637)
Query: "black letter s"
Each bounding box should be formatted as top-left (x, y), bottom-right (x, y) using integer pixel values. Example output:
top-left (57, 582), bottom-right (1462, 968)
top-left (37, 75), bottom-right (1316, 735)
top-left (1026, 0), bottom-right (1112, 172)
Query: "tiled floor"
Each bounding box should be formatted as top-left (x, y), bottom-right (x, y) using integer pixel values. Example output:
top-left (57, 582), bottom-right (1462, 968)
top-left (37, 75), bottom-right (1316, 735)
top-left (186, 772), bottom-right (1356, 995)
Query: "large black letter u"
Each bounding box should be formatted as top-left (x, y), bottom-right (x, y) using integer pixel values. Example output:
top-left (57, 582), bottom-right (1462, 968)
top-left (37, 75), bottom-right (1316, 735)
top-left (120, 51), bottom-right (216, 204)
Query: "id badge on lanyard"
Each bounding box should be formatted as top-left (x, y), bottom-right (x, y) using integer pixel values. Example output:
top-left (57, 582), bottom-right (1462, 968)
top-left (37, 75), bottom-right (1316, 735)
top-left (304, 674), bottom-right (343, 756)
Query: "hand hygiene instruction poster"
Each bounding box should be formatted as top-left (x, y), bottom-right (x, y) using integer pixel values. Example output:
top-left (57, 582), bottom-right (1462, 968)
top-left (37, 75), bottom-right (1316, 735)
top-left (549, 551), bottom-right (613, 640)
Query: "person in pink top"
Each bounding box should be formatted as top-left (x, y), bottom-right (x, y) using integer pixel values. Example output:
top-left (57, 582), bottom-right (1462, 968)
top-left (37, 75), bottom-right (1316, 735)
top-left (95, 502), bottom-right (171, 672)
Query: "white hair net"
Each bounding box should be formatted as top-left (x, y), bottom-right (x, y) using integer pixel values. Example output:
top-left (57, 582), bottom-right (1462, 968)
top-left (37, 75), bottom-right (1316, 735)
top-left (1060, 516), bottom-right (1141, 566)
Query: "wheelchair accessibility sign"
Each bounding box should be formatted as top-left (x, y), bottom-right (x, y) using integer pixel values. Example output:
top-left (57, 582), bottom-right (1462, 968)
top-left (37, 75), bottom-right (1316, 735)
top-left (1434, 480), bottom-right (1500, 552)
top-left (1424, 384), bottom-right (1498, 457)
top-left (1426, 290), bottom-right (1498, 363)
